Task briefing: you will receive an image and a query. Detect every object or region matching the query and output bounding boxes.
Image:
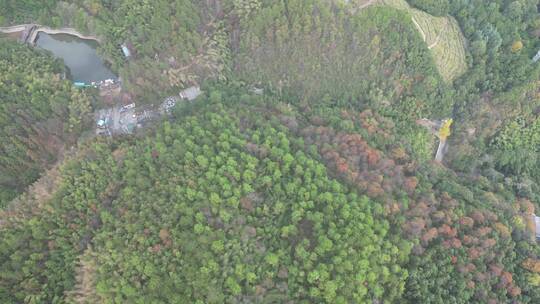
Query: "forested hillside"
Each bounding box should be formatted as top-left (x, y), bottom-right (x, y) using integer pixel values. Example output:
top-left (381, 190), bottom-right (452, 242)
top-left (235, 4), bottom-right (449, 116)
top-left (0, 39), bottom-right (92, 205)
top-left (0, 0), bottom-right (58, 25)
top-left (445, 0), bottom-right (540, 208)
top-left (61, 0), bottom-right (207, 99)
top-left (2, 0), bottom-right (540, 303)
top-left (2, 87), bottom-right (540, 303)
top-left (1, 0), bottom-right (209, 100)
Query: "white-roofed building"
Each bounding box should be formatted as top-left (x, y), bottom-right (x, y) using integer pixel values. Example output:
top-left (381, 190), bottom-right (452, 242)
top-left (179, 86), bottom-right (202, 101)
top-left (534, 214), bottom-right (540, 240)
top-left (533, 49), bottom-right (540, 62)
top-left (121, 44), bottom-right (131, 58)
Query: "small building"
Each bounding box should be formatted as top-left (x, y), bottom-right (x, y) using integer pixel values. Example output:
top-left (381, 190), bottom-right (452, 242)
top-left (533, 49), bottom-right (540, 63)
top-left (121, 44), bottom-right (131, 58)
top-left (250, 87), bottom-right (264, 95)
top-left (534, 214), bottom-right (540, 240)
top-left (97, 118), bottom-right (108, 128)
top-left (74, 82), bottom-right (91, 88)
top-left (179, 86), bottom-right (202, 101)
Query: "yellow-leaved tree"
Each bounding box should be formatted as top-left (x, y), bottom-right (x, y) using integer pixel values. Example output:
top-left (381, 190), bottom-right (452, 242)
top-left (511, 40), bottom-right (523, 53)
top-left (438, 119), bottom-right (453, 140)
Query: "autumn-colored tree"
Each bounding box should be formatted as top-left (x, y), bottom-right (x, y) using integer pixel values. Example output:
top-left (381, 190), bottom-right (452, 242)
top-left (493, 222), bottom-right (511, 238)
top-left (402, 177), bottom-right (418, 195)
top-left (522, 258), bottom-right (540, 273)
top-left (511, 40), bottom-right (523, 53)
top-left (421, 228), bottom-right (439, 243)
top-left (459, 217), bottom-right (475, 228)
top-left (438, 119), bottom-right (453, 140)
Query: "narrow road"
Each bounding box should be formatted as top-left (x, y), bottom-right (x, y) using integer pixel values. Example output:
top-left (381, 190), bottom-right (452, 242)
top-left (0, 25), bottom-right (27, 33)
top-left (1, 24), bottom-right (100, 43)
top-left (411, 17), bottom-right (426, 42)
top-left (428, 34), bottom-right (440, 49)
top-left (417, 118), bottom-right (450, 163)
top-left (435, 139), bottom-right (448, 162)
top-left (358, 0), bottom-right (375, 9)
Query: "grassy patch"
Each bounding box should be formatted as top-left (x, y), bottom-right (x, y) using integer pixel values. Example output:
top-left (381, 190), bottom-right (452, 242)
top-left (429, 17), bottom-right (467, 82)
top-left (377, 0), bottom-right (468, 82)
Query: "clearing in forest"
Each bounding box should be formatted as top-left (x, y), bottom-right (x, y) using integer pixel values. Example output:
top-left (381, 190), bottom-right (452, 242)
top-left (375, 0), bottom-right (468, 82)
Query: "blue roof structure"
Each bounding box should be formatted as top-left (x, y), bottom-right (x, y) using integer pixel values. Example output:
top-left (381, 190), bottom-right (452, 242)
top-left (74, 82), bottom-right (92, 88)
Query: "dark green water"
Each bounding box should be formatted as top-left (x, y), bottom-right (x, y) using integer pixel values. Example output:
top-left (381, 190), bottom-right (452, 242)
top-left (35, 33), bottom-right (117, 83)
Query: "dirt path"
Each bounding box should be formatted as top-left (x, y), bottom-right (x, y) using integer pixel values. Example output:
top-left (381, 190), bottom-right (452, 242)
top-left (342, 0), bottom-right (442, 53)
top-left (411, 16), bottom-right (442, 50)
top-left (428, 34), bottom-right (440, 49)
top-left (347, 0), bottom-right (376, 14)
top-left (435, 139), bottom-right (448, 162)
top-left (428, 19), bottom-right (449, 49)
top-left (411, 17), bottom-right (426, 42)
top-left (0, 24), bottom-right (28, 33)
top-left (358, 0), bottom-right (376, 9)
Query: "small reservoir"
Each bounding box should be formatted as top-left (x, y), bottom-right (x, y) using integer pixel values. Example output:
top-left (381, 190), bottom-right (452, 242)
top-left (35, 33), bottom-right (116, 83)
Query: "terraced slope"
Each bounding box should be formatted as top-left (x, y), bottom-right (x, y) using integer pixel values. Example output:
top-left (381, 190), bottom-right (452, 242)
top-left (428, 17), bottom-right (467, 82)
top-left (377, 0), bottom-right (468, 82)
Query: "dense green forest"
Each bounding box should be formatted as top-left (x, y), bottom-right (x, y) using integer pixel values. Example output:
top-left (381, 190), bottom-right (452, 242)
top-left (446, 0), bottom-right (540, 205)
top-left (0, 38), bottom-right (92, 205)
top-left (2, 86), bottom-right (540, 303)
top-left (1, 0), bottom-right (540, 303)
top-left (2, 95), bottom-right (409, 303)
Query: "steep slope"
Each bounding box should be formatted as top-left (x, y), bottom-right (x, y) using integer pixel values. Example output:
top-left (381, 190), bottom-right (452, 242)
top-left (2, 0), bottom-right (540, 303)
top-left (0, 39), bottom-right (92, 206)
top-left (233, 2), bottom-right (453, 147)
top-left (378, 0), bottom-right (468, 82)
top-left (0, 90), bottom-right (409, 303)
top-left (2, 87), bottom-right (540, 303)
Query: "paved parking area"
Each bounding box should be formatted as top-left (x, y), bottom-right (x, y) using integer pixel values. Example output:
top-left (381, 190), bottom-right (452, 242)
top-left (94, 86), bottom-right (202, 136)
top-left (96, 106), bottom-right (138, 135)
